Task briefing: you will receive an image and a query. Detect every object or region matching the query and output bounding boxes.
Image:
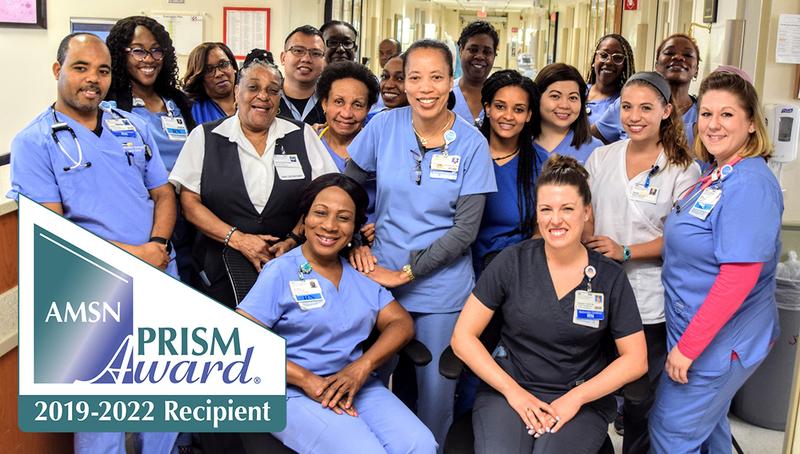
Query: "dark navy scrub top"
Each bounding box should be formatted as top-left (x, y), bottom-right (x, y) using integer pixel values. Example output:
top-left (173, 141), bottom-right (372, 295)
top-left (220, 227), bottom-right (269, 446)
top-left (473, 238), bottom-right (642, 411)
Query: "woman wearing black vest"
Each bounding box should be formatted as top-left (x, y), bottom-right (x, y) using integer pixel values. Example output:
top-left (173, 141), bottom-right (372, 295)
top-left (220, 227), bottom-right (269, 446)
top-left (170, 49), bottom-right (339, 309)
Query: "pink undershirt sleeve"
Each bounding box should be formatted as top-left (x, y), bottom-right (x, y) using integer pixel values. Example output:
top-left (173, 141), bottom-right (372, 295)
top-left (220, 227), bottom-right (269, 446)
top-left (676, 262), bottom-right (764, 360)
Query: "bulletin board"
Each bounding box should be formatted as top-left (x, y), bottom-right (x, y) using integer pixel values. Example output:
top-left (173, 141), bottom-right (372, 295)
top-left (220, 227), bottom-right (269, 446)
top-left (0, 0), bottom-right (46, 28)
top-left (223, 7), bottom-right (270, 60)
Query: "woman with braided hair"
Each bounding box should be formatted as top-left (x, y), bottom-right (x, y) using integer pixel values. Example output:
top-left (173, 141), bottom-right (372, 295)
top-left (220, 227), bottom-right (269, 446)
top-left (585, 34), bottom-right (636, 125)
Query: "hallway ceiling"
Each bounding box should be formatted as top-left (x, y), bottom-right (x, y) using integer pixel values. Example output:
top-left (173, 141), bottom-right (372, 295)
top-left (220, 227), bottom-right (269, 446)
top-left (428, 0), bottom-right (546, 12)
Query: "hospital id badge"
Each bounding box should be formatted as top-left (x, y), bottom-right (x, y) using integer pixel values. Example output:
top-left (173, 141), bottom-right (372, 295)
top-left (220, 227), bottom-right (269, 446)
top-left (573, 290), bottom-right (604, 328)
top-left (106, 118), bottom-right (136, 138)
top-left (274, 154), bottom-right (306, 180)
top-left (689, 187), bottom-right (722, 221)
top-left (290, 279), bottom-right (325, 310)
top-left (629, 184), bottom-right (659, 204)
top-left (430, 154), bottom-right (460, 180)
top-left (161, 116), bottom-right (188, 141)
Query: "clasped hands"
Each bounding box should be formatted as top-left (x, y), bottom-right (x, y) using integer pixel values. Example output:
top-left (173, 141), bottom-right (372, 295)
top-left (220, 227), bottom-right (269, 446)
top-left (504, 385), bottom-right (582, 438)
top-left (300, 360), bottom-right (372, 417)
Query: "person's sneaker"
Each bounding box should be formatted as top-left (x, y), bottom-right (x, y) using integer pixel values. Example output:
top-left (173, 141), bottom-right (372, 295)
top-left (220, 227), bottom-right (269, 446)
top-left (614, 413), bottom-right (624, 436)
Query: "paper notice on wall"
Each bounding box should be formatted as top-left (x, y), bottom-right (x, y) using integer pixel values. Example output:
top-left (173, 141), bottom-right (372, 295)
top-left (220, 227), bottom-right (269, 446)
top-left (777, 14), bottom-right (800, 65)
top-left (151, 14), bottom-right (204, 56)
top-left (225, 8), bottom-right (270, 58)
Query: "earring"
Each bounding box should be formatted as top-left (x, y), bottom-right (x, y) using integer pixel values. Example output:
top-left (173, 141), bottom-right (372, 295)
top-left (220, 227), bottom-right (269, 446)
top-left (347, 242), bottom-right (352, 248)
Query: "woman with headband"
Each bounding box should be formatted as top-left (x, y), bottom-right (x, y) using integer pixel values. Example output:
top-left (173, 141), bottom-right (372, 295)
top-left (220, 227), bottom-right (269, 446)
top-left (649, 69), bottom-right (782, 453)
top-left (585, 71), bottom-right (700, 454)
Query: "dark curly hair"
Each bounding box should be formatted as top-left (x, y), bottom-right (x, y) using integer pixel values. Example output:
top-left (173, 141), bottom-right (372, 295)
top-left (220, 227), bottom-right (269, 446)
top-left (480, 70), bottom-right (540, 238)
top-left (183, 42), bottom-right (238, 102)
top-left (298, 173), bottom-right (368, 256)
top-left (317, 61), bottom-right (380, 109)
top-left (585, 34), bottom-right (636, 90)
top-left (105, 16), bottom-right (196, 130)
top-left (457, 20), bottom-right (499, 51)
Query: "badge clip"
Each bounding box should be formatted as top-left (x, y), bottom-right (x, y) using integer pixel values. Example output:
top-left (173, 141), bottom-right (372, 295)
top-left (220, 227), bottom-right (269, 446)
top-left (298, 262), bottom-right (312, 280)
top-left (584, 265), bottom-right (596, 292)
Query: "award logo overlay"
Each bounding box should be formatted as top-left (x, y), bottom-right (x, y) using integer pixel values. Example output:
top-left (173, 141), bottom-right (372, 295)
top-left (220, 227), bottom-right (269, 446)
top-left (17, 196), bottom-right (287, 432)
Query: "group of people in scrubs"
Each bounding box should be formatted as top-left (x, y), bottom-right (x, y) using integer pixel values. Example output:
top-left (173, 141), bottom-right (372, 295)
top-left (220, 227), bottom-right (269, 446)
top-left (6, 12), bottom-right (785, 454)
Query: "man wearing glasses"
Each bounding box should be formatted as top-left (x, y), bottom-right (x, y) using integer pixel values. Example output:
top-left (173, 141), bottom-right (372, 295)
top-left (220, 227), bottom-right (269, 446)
top-left (279, 25), bottom-right (327, 126)
top-left (320, 20), bottom-right (359, 64)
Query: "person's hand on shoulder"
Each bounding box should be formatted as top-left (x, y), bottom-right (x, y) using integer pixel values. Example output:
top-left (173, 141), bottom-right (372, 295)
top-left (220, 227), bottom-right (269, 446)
top-left (360, 223), bottom-right (376, 246)
top-left (349, 245), bottom-right (377, 272)
top-left (585, 235), bottom-right (624, 262)
top-left (363, 265), bottom-right (410, 288)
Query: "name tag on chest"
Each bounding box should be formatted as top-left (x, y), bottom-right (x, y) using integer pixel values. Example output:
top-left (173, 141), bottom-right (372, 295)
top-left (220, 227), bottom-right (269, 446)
top-left (106, 118), bottom-right (137, 138)
top-left (161, 116), bottom-right (188, 141)
top-left (430, 154), bottom-right (460, 180)
top-left (290, 279), bottom-right (325, 310)
top-left (629, 184), bottom-right (659, 204)
top-left (689, 187), bottom-right (722, 220)
top-left (274, 154), bottom-right (306, 180)
top-left (573, 290), bottom-right (604, 328)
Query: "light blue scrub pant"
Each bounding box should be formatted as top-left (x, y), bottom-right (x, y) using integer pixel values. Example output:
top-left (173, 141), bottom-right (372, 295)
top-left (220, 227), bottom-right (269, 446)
top-left (274, 378), bottom-right (437, 453)
top-left (75, 432), bottom-right (181, 453)
top-left (649, 357), bottom-right (764, 454)
top-left (411, 311), bottom-right (460, 453)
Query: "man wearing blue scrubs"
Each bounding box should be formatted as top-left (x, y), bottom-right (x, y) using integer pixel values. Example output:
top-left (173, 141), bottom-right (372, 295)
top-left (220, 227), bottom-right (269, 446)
top-left (7, 33), bottom-right (178, 453)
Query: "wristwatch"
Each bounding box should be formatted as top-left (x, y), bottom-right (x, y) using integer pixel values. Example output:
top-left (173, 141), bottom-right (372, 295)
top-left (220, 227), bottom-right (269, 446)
top-left (402, 264), bottom-right (415, 282)
top-left (622, 245), bottom-right (632, 262)
top-left (150, 236), bottom-right (172, 254)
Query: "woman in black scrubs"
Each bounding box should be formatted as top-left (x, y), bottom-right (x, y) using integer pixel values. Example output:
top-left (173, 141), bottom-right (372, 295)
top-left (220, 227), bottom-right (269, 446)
top-left (451, 155), bottom-right (647, 453)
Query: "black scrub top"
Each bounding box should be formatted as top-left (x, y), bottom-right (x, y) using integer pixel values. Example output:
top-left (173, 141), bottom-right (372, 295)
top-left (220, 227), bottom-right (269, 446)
top-left (474, 238), bottom-right (642, 401)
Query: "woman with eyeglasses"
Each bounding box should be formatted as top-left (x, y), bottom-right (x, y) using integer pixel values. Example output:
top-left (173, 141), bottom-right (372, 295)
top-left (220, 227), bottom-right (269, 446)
top-left (106, 16), bottom-right (198, 285)
top-left (183, 42), bottom-right (239, 124)
top-left (106, 16), bottom-right (196, 172)
top-left (585, 34), bottom-right (635, 126)
top-left (169, 49), bottom-right (338, 310)
top-left (593, 34), bottom-right (701, 147)
top-left (533, 63), bottom-right (603, 166)
top-left (345, 39), bottom-right (496, 450)
top-left (585, 72), bottom-right (700, 454)
top-left (452, 21), bottom-right (499, 127)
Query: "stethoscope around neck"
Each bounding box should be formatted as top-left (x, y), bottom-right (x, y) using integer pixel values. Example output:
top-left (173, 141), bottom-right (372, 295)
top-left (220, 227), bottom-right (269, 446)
top-left (51, 106), bottom-right (91, 172)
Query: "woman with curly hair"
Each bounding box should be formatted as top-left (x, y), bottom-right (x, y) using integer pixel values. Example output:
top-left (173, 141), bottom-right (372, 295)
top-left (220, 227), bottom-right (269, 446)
top-left (106, 16), bottom-right (199, 285)
top-left (106, 16), bottom-right (196, 171)
top-left (183, 42), bottom-right (238, 124)
top-left (585, 34), bottom-right (635, 125)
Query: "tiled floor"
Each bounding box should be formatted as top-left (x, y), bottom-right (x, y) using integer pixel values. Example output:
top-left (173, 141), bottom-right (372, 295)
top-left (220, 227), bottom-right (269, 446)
top-left (607, 414), bottom-right (785, 453)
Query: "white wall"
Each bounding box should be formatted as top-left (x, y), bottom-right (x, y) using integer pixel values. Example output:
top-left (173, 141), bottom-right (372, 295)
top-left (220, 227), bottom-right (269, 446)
top-left (0, 0), bottom-right (324, 154)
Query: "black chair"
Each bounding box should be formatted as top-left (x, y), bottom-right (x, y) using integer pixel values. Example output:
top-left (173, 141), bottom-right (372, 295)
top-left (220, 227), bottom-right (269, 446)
top-left (222, 247), bottom-right (432, 454)
top-left (438, 312), bottom-right (615, 454)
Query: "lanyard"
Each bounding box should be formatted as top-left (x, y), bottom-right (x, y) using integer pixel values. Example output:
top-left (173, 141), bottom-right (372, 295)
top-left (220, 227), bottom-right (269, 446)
top-left (674, 155), bottom-right (743, 212)
top-left (281, 92), bottom-right (319, 121)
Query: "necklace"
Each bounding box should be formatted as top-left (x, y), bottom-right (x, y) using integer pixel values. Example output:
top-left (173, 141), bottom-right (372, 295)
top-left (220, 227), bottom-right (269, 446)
top-left (412, 112), bottom-right (452, 146)
top-left (492, 148), bottom-right (519, 161)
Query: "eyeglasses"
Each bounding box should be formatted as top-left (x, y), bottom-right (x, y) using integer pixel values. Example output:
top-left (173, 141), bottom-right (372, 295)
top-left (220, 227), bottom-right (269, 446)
top-left (595, 50), bottom-right (625, 65)
top-left (204, 60), bottom-right (233, 76)
top-left (126, 47), bottom-right (165, 62)
top-left (326, 39), bottom-right (356, 50)
top-left (287, 46), bottom-right (325, 59)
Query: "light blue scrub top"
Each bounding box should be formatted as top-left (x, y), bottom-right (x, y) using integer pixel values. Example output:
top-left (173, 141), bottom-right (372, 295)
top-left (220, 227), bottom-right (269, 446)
top-left (239, 246), bottom-right (394, 395)
top-left (662, 157), bottom-right (782, 373)
top-left (8, 107), bottom-right (172, 247)
top-left (132, 98), bottom-right (186, 171)
top-left (533, 130), bottom-right (603, 166)
top-left (595, 97), bottom-right (698, 146)
top-left (452, 78), bottom-right (485, 127)
top-left (348, 107), bottom-right (497, 313)
top-left (191, 98), bottom-right (226, 125)
top-left (585, 84), bottom-right (619, 126)
top-left (320, 133), bottom-right (377, 224)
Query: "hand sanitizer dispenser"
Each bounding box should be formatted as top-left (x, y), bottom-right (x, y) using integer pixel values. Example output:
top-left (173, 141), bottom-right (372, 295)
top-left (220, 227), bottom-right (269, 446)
top-left (765, 103), bottom-right (800, 163)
